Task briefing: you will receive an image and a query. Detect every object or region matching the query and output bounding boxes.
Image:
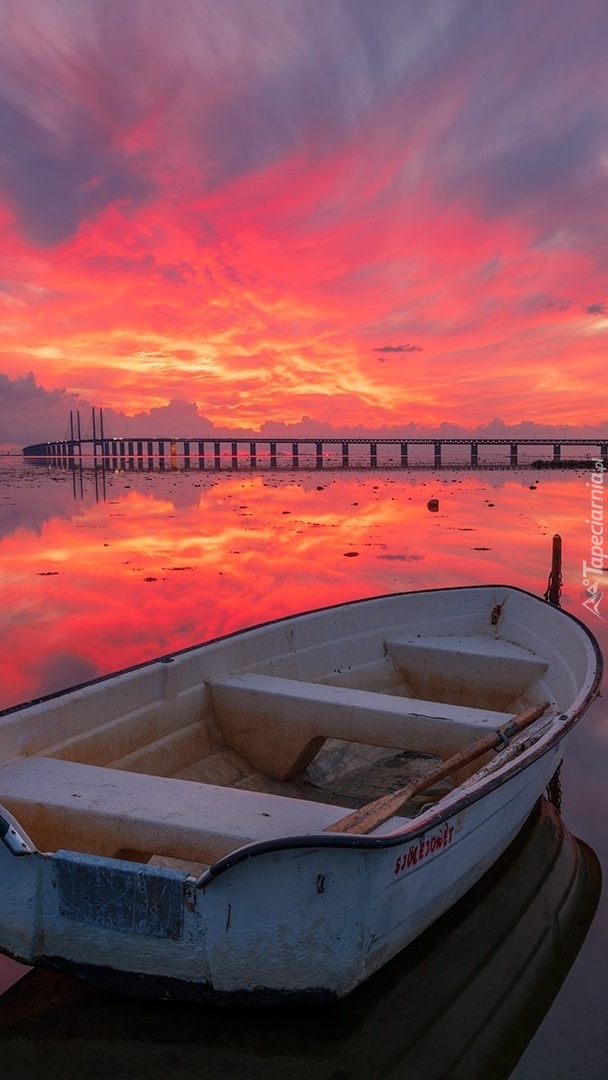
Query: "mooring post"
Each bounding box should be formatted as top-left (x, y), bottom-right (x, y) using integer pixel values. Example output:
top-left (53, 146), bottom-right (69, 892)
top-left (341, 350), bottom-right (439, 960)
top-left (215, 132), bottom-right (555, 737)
top-left (544, 534), bottom-right (562, 606)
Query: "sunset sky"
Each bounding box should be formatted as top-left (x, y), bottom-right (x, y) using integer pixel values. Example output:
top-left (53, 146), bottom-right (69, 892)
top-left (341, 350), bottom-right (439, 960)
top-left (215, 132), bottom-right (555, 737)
top-left (2, 0), bottom-right (608, 448)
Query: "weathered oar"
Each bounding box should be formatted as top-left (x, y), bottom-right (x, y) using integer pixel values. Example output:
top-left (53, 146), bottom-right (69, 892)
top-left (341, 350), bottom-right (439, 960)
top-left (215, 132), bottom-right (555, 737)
top-left (325, 700), bottom-right (550, 836)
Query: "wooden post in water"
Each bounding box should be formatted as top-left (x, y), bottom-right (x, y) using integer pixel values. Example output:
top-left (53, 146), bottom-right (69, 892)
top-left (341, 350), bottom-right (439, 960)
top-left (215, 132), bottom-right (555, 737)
top-left (544, 534), bottom-right (562, 607)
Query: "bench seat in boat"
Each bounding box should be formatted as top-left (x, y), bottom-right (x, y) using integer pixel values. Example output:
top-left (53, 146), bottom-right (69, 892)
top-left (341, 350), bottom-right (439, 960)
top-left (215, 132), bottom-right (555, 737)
top-left (386, 636), bottom-right (548, 709)
top-left (208, 673), bottom-right (514, 780)
top-left (0, 757), bottom-right (356, 866)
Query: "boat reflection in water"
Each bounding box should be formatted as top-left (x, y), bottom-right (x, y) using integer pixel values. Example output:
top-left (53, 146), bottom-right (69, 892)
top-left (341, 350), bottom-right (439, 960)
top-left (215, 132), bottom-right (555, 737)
top-left (0, 795), bottom-right (600, 1079)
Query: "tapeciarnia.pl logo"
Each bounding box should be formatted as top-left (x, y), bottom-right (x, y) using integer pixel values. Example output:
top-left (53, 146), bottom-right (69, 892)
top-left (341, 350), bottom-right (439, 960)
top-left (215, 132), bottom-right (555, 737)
top-left (582, 459), bottom-right (605, 620)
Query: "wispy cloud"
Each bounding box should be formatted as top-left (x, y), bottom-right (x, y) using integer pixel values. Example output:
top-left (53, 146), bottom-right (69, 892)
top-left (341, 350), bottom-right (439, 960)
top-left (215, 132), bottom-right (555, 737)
top-left (373, 344), bottom-right (423, 354)
top-left (1, 1), bottom-right (608, 437)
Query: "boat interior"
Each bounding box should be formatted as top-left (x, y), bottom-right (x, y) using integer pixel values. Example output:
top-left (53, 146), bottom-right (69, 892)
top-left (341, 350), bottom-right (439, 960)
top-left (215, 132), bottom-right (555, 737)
top-left (0, 594), bottom-right (576, 875)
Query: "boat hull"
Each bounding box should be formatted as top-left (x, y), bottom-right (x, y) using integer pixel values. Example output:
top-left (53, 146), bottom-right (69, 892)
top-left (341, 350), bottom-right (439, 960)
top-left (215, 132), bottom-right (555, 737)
top-left (0, 737), bottom-right (566, 1002)
top-left (0, 585), bottom-right (602, 1002)
top-left (0, 798), bottom-right (601, 1079)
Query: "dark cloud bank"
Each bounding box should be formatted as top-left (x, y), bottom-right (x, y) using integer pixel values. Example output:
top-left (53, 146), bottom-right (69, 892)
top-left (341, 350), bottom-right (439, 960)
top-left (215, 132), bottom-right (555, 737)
top-left (2, 372), bottom-right (607, 452)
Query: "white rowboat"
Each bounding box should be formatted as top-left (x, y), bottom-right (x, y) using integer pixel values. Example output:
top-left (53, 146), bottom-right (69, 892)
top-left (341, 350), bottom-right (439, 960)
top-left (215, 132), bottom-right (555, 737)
top-left (0, 585), bottom-right (602, 1003)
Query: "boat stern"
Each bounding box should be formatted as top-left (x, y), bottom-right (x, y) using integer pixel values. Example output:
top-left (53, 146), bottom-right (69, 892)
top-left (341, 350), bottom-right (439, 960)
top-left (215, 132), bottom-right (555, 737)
top-left (0, 806), bottom-right (44, 968)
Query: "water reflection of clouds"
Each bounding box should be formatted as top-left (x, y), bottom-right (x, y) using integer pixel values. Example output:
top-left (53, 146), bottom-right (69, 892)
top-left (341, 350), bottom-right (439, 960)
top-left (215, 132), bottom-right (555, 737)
top-left (0, 465), bottom-right (603, 710)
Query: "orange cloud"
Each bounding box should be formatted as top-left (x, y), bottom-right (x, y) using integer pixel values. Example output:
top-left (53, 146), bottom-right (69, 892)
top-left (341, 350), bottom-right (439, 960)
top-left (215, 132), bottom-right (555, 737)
top-left (1, 3), bottom-right (608, 440)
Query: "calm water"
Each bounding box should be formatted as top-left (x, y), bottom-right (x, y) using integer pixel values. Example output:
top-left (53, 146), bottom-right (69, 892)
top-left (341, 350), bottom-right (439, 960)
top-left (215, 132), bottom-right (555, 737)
top-left (0, 459), bottom-right (607, 1078)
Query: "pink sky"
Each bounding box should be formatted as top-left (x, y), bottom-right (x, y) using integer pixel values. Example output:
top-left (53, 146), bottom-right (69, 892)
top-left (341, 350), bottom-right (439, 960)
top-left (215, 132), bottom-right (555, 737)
top-left (1, 1), bottom-right (608, 448)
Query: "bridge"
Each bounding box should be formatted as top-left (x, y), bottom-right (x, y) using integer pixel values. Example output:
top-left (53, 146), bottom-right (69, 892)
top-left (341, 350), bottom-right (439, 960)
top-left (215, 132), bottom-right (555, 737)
top-left (22, 434), bottom-right (608, 470)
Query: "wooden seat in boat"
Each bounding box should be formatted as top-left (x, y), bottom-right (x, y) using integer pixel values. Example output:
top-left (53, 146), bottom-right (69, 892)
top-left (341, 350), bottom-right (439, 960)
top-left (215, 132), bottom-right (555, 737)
top-left (0, 757), bottom-right (354, 866)
top-left (208, 673), bottom-right (515, 780)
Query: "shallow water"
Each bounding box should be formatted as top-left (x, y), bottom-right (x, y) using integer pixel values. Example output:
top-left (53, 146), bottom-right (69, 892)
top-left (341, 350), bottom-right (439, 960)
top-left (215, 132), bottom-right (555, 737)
top-left (0, 459), bottom-right (607, 1077)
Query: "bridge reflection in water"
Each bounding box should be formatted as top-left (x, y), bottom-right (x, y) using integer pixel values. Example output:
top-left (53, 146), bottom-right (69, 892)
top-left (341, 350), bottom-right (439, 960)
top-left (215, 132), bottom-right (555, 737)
top-left (0, 797), bottom-right (599, 1079)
